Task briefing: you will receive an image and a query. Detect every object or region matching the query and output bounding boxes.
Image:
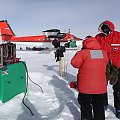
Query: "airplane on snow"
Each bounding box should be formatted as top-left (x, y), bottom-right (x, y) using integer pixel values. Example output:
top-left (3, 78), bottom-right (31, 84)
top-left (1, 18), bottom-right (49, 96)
top-left (0, 20), bottom-right (82, 50)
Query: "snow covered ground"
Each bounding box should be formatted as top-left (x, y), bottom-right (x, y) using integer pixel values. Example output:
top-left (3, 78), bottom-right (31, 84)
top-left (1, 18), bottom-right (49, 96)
top-left (0, 49), bottom-right (119, 120)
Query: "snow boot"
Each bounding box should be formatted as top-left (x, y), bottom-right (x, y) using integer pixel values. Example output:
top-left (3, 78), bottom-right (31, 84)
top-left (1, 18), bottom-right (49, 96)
top-left (116, 109), bottom-right (120, 119)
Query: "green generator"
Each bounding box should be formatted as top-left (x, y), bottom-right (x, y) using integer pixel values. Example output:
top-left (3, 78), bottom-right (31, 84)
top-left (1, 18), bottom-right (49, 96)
top-left (0, 43), bottom-right (26, 103)
top-left (0, 62), bottom-right (26, 103)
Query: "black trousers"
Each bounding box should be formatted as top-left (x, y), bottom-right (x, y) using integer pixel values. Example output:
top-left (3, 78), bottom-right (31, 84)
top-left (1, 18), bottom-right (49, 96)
top-left (103, 70), bottom-right (120, 109)
top-left (103, 92), bottom-right (108, 107)
top-left (113, 76), bottom-right (120, 109)
top-left (78, 92), bottom-right (105, 120)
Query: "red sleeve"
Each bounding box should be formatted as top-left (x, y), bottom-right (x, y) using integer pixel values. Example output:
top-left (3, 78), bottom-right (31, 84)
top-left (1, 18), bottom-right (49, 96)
top-left (71, 51), bottom-right (84, 68)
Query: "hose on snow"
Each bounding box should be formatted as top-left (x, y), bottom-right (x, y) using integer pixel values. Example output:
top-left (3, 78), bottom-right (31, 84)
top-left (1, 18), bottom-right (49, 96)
top-left (21, 61), bottom-right (43, 116)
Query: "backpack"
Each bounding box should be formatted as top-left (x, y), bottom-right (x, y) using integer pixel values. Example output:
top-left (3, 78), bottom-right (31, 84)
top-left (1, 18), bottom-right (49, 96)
top-left (106, 60), bottom-right (119, 85)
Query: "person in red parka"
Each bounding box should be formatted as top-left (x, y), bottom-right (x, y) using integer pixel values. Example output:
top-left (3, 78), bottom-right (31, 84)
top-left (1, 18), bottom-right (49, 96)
top-left (95, 20), bottom-right (120, 119)
top-left (71, 36), bottom-right (108, 120)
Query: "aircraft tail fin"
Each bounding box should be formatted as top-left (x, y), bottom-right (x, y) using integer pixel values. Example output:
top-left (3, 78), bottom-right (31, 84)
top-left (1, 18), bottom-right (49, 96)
top-left (0, 20), bottom-right (15, 41)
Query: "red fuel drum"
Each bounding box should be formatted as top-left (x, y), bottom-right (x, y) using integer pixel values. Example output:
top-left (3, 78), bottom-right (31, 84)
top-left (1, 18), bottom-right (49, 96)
top-left (70, 81), bottom-right (77, 88)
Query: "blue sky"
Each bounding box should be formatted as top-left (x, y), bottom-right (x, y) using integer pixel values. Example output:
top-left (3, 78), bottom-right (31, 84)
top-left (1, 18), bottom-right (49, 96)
top-left (0, 0), bottom-right (120, 39)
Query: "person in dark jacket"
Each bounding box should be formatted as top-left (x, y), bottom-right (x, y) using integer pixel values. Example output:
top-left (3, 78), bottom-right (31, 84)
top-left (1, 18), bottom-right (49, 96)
top-left (71, 37), bottom-right (108, 120)
top-left (95, 20), bottom-right (120, 119)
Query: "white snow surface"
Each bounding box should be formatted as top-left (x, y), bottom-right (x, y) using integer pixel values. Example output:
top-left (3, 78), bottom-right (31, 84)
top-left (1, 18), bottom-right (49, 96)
top-left (0, 49), bottom-right (119, 120)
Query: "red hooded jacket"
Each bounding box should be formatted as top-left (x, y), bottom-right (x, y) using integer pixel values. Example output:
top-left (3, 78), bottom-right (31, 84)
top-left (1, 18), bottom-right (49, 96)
top-left (71, 37), bottom-right (108, 94)
top-left (96, 20), bottom-right (120, 68)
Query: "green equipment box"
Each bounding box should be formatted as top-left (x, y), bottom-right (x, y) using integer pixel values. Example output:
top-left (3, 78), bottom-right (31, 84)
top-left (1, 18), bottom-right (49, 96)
top-left (70, 39), bottom-right (77, 48)
top-left (0, 62), bottom-right (26, 103)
